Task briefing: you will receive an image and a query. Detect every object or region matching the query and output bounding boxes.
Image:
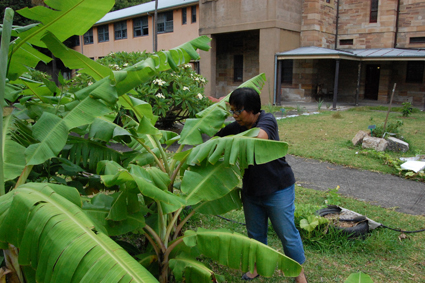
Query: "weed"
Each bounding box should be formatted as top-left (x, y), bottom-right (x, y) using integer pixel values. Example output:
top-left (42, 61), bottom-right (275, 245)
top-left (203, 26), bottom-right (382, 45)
top-left (324, 185), bottom-right (341, 206)
top-left (402, 101), bottom-right (413, 117)
top-left (317, 98), bottom-right (324, 111)
top-left (332, 111), bottom-right (342, 119)
top-left (296, 104), bottom-right (304, 115)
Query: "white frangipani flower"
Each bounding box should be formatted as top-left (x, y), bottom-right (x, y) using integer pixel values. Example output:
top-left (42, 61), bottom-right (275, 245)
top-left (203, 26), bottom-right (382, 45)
top-left (156, 93), bottom-right (165, 99)
top-left (183, 86), bottom-right (190, 91)
top-left (197, 93), bottom-right (203, 99)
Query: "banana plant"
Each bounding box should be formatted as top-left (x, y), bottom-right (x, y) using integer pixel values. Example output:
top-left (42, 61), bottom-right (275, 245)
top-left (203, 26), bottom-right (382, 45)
top-left (0, 1), bottom-right (302, 282)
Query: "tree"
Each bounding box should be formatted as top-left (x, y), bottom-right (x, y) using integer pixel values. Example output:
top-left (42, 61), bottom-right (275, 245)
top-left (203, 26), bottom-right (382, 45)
top-left (112, 0), bottom-right (153, 11)
top-left (0, 0), bottom-right (302, 282)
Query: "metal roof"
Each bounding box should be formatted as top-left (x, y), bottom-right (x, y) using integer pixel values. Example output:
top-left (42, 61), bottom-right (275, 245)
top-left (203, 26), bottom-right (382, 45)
top-left (277, 46), bottom-right (425, 61)
top-left (96, 0), bottom-right (199, 25)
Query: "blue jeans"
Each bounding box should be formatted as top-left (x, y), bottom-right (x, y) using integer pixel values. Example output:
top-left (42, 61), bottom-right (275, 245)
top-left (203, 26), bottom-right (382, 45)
top-left (242, 184), bottom-right (306, 264)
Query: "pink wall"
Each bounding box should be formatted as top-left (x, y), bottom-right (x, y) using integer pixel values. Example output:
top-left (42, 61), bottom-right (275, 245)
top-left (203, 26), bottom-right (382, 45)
top-left (74, 6), bottom-right (200, 59)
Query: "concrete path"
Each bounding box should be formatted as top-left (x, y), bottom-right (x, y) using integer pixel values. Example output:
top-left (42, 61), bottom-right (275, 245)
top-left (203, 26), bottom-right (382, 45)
top-left (287, 155), bottom-right (425, 216)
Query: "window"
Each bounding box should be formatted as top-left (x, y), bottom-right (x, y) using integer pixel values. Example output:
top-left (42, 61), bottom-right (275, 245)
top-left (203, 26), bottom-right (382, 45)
top-left (191, 6), bottom-right (196, 23)
top-left (69, 35), bottom-right (80, 47)
top-left (97, 25), bottom-right (109, 43)
top-left (406, 61), bottom-right (424, 83)
top-left (370, 0), bottom-right (379, 23)
top-left (326, 0), bottom-right (331, 3)
top-left (182, 8), bottom-right (187, 25)
top-left (114, 20), bottom-right (127, 40)
top-left (340, 39), bottom-right (353, 45)
top-left (84, 28), bottom-right (93, 45)
top-left (234, 55), bottom-right (243, 82)
top-left (133, 16), bottom-right (148, 37)
top-left (410, 37), bottom-right (425, 44)
top-left (281, 60), bottom-right (293, 84)
top-left (157, 11), bottom-right (173, 33)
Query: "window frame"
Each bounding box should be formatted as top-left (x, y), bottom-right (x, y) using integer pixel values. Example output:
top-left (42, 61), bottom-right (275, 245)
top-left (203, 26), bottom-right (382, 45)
top-left (133, 16), bottom-right (149, 37)
top-left (234, 55), bottom-right (243, 82)
top-left (370, 0), bottom-right (379, 23)
top-left (281, 59), bottom-right (293, 85)
top-left (182, 7), bottom-right (187, 25)
top-left (97, 24), bottom-right (109, 43)
top-left (114, 20), bottom-right (128, 40)
top-left (157, 11), bottom-right (174, 34)
top-left (410, 37), bottom-right (425, 44)
top-left (406, 61), bottom-right (424, 83)
top-left (83, 28), bottom-right (93, 45)
top-left (191, 6), bottom-right (197, 23)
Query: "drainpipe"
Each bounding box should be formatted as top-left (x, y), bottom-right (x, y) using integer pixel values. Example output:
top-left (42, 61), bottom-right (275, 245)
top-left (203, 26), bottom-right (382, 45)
top-left (332, 59), bottom-right (340, 110)
top-left (394, 0), bottom-right (400, 48)
top-left (334, 0), bottom-right (340, 49)
top-left (154, 0), bottom-right (158, 52)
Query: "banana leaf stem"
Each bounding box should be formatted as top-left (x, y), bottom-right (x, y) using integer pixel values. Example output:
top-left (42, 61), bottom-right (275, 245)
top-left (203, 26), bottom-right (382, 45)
top-left (0, 8), bottom-right (14, 195)
top-left (164, 208), bottom-right (182, 245)
top-left (143, 224), bottom-right (166, 253)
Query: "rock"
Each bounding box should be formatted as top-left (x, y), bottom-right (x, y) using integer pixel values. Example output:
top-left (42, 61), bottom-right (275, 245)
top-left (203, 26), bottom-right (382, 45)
top-left (362, 136), bottom-right (388, 152)
top-left (387, 137), bottom-right (409, 153)
top-left (352, 130), bottom-right (369, 146)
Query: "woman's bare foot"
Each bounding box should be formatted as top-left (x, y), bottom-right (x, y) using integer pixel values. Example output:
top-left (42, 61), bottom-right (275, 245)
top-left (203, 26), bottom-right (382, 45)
top-left (295, 268), bottom-right (308, 283)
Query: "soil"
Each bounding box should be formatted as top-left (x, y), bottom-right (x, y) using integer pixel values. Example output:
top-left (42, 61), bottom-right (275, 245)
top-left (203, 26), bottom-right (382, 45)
top-left (323, 213), bottom-right (358, 228)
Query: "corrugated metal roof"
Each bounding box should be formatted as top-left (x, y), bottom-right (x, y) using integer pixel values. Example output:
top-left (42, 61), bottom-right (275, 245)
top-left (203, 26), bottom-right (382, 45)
top-left (277, 46), bottom-right (425, 61)
top-left (96, 0), bottom-right (199, 25)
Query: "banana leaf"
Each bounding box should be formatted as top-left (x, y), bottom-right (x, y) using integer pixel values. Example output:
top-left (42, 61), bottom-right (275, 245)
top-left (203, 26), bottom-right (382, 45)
top-left (41, 31), bottom-right (112, 81)
top-left (82, 193), bottom-right (147, 236)
top-left (2, 115), bottom-right (26, 181)
top-left (0, 183), bottom-right (159, 283)
top-left (185, 128), bottom-right (289, 169)
top-left (344, 272), bottom-right (374, 283)
top-left (181, 161), bottom-right (240, 206)
top-left (169, 254), bottom-right (225, 283)
top-left (183, 228), bottom-right (302, 278)
top-left (194, 189), bottom-right (242, 216)
top-left (179, 73), bottom-right (266, 145)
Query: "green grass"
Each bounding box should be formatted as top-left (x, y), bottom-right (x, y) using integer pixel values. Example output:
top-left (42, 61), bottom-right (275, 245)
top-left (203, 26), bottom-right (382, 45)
top-left (278, 109), bottom-right (425, 174)
top-left (195, 187), bottom-right (425, 282)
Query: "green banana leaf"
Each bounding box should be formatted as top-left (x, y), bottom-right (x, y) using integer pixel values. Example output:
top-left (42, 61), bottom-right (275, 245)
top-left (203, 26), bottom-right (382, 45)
top-left (185, 128), bottom-right (289, 169)
top-left (41, 31), bottom-right (112, 81)
top-left (194, 189), bottom-right (242, 216)
top-left (99, 161), bottom-right (185, 214)
top-left (8, 42), bottom-right (52, 80)
top-left (181, 161), bottom-right (240, 206)
top-left (2, 115), bottom-right (26, 181)
top-left (0, 183), bottom-right (159, 283)
top-left (183, 228), bottom-right (302, 278)
top-left (179, 73), bottom-right (266, 145)
top-left (60, 135), bottom-right (125, 171)
top-left (89, 116), bottom-right (131, 143)
top-left (82, 193), bottom-right (147, 236)
top-left (16, 0), bottom-right (114, 47)
top-left (344, 272), bottom-right (374, 283)
top-left (169, 254), bottom-right (225, 283)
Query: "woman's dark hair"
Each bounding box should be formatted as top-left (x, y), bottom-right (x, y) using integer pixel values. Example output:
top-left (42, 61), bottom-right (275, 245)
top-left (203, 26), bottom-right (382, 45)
top-left (229, 87), bottom-right (261, 114)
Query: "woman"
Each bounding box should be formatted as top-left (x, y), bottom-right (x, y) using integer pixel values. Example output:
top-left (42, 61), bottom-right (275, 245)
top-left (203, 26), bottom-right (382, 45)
top-left (215, 87), bottom-right (307, 283)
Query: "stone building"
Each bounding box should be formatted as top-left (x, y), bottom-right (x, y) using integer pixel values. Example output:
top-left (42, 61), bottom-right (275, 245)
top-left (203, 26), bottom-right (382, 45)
top-left (200, 0), bottom-right (425, 107)
top-left (74, 0), bottom-right (425, 107)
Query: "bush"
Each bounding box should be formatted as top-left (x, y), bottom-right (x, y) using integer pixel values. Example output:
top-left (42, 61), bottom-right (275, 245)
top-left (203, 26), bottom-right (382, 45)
top-left (68, 51), bottom-right (212, 129)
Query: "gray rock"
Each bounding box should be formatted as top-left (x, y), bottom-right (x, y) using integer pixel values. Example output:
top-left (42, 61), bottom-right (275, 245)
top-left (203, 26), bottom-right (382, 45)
top-left (387, 137), bottom-right (409, 153)
top-left (362, 136), bottom-right (388, 152)
top-left (352, 130), bottom-right (369, 146)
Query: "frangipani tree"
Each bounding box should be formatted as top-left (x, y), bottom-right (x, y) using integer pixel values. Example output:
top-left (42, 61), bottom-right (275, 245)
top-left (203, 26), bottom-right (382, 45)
top-left (0, 1), bottom-right (302, 282)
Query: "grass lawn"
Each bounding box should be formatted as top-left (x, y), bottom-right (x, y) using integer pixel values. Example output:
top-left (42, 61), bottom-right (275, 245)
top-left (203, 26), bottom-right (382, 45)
top-left (196, 187), bottom-right (425, 282)
top-left (278, 108), bottom-right (425, 175)
top-left (195, 107), bottom-right (425, 282)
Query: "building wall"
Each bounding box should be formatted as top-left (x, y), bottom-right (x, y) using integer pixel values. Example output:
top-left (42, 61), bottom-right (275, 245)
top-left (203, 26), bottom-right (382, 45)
top-left (199, 0), bottom-right (303, 102)
top-left (73, 6), bottom-right (200, 59)
top-left (396, 0), bottom-right (425, 48)
top-left (301, 0), bottom-right (337, 48)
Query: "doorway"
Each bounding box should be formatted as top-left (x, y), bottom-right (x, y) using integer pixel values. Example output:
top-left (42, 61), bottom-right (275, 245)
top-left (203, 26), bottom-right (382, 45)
top-left (364, 65), bottom-right (380, 100)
